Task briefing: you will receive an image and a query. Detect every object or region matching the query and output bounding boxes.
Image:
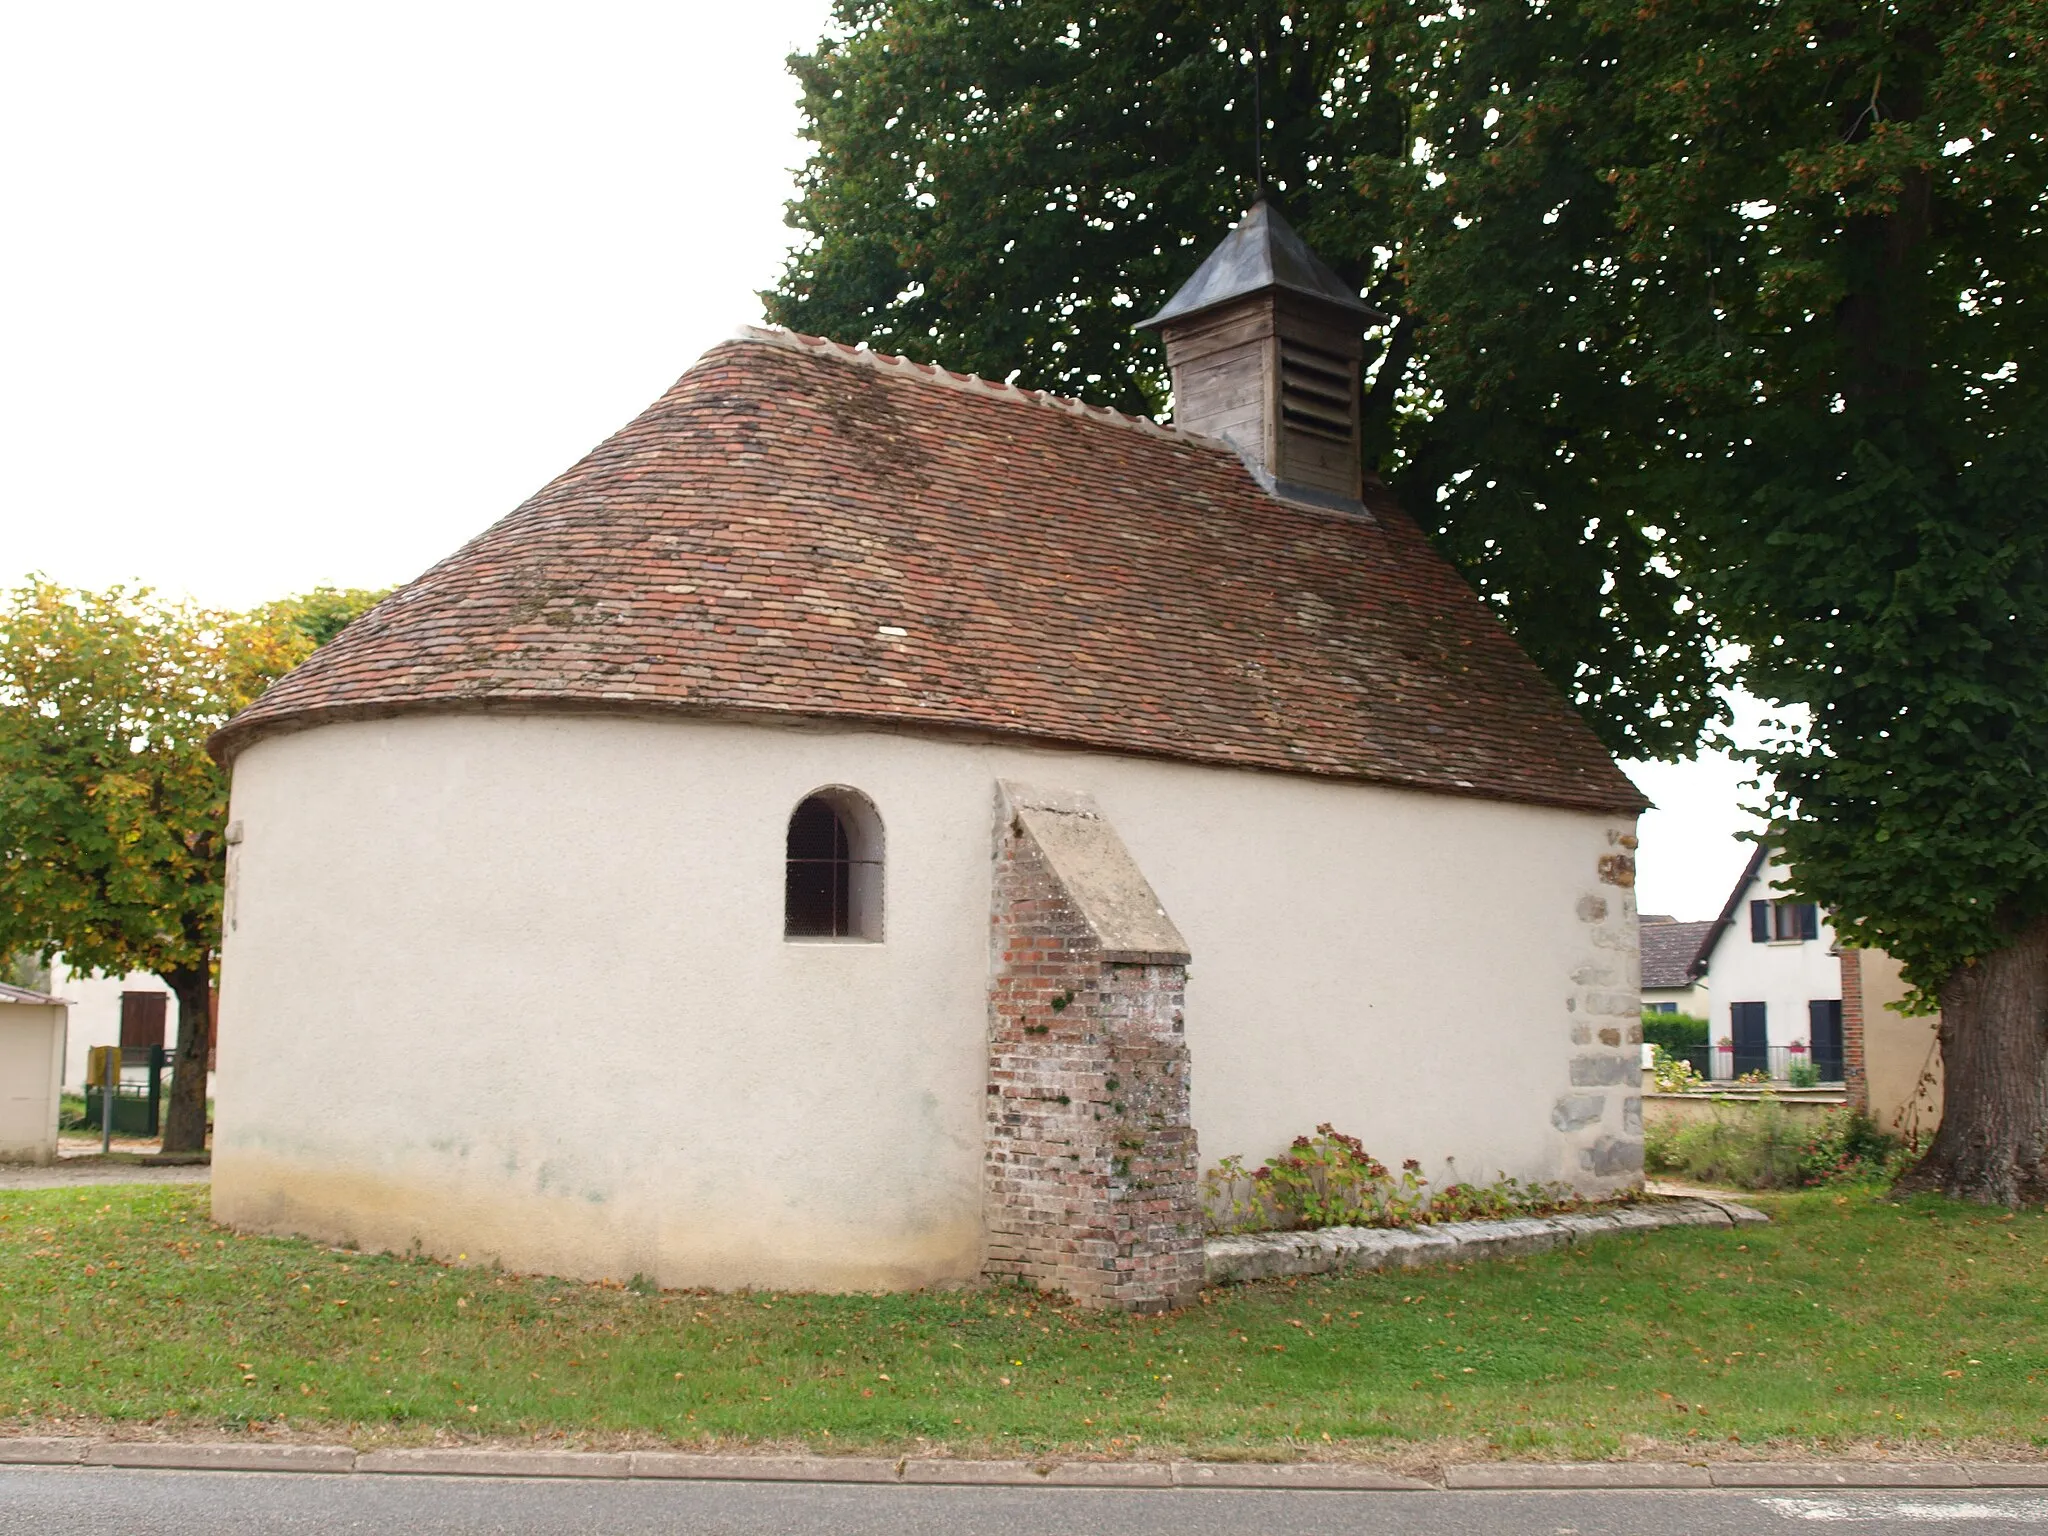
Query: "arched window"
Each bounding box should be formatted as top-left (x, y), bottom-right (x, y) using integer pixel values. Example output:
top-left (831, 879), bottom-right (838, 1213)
top-left (784, 788), bottom-right (883, 940)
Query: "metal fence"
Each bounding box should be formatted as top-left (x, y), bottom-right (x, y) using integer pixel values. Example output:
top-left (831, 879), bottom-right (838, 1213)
top-left (82, 1046), bottom-right (168, 1136)
top-left (1664, 1044), bottom-right (1844, 1085)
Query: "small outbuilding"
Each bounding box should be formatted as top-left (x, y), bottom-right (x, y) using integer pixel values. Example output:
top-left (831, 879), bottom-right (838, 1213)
top-left (0, 982), bottom-right (68, 1165)
top-left (210, 205), bottom-right (1649, 1309)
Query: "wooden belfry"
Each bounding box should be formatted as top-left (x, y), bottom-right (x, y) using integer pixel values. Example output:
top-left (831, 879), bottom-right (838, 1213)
top-left (1139, 201), bottom-right (1381, 507)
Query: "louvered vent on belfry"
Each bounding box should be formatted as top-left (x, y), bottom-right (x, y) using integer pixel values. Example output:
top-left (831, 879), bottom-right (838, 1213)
top-left (1279, 339), bottom-right (1357, 443)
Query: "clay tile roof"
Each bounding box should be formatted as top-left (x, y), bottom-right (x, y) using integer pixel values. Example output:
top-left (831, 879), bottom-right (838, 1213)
top-left (1640, 920), bottom-right (1715, 989)
top-left (212, 328), bottom-right (1647, 815)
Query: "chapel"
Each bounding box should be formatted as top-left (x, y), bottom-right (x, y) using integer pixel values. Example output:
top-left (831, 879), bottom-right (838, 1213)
top-left (210, 203), bottom-right (1648, 1310)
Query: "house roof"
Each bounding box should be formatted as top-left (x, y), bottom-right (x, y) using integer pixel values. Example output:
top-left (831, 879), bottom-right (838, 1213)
top-left (1640, 919), bottom-right (1715, 990)
top-left (0, 981), bottom-right (66, 1006)
top-left (1138, 201), bottom-right (1382, 330)
top-left (1695, 844), bottom-right (1772, 971)
top-left (211, 329), bottom-right (1646, 815)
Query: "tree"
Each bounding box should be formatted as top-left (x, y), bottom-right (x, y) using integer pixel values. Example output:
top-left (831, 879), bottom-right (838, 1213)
top-left (768, 0), bottom-right (1722, 761)
top-left (1361, 0), bottom-right (2047, 1201)
top-left (0, 582), bottom-right (384, 1152)
top-left (1613, 0), bottom-right (2047, 1204)
top-left (775, 0), bottom-right (2048, 1200)
top-left (259, 586), bottom-right (392, 648)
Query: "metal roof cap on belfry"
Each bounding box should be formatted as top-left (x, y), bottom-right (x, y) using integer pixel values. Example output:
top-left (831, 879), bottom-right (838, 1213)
top-left (1137, 200), bottom-right (1383, 330)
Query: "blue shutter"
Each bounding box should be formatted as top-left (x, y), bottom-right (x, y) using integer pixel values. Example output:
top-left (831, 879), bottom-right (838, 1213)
top-left (1798, 904), bottom-right (1820, 941)
top-left (1730, 1002), bottom-right (1768, 1076)
top-left (1750, 900), bottom-right (1770, 942)
top-left (1808, 1000), bottom-right (1844, 1080)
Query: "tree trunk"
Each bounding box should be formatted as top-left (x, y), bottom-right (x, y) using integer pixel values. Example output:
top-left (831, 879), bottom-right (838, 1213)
top-left (158, 962), bottom-right (213, 1155)
top-left (1893, 915), bottom-right (2048, 1205)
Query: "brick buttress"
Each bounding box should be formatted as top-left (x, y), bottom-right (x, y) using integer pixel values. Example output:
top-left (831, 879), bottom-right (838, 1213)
top-left (984, 782), bottom-right (1202, 1313)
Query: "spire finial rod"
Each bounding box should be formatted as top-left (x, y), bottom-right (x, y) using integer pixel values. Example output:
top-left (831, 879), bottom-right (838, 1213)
top-left (1252, 37), bottom-right (1266, 201)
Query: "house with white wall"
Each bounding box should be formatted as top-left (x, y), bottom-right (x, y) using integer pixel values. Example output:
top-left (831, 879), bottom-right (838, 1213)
top-left (1694, 847), bottom-right (1844, 1081)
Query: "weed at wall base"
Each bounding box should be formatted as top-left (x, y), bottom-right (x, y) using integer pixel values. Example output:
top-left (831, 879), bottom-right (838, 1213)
top-left (1202, 1125), bottom-right (1611, 1234)
top-left (1644, 1101), bottom-right (1908, 1190)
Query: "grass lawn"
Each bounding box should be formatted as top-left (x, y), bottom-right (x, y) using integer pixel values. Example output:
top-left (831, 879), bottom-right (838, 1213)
top-left (2, 1184), bottom-right (2045, 1461)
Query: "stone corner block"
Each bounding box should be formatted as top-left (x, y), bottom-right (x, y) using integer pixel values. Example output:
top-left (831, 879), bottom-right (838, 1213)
top-left (1569, 1055), bottom-right (1637, 1087)
top-left (1550, 1093), bottom-right (1606, 1132)
top-left (0, 1438), bottom-right (90, 1465)
top-left (356, 1447), bottom-right (629, 1478)
top-left (1579, 1136), bottom-right (1645, 1177)
top-left (85, 1442), bottom-right (356, 1473)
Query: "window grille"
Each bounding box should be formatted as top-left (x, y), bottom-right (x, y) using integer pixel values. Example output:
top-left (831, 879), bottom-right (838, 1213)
top-left (784, 789), bottom-right (884, 940)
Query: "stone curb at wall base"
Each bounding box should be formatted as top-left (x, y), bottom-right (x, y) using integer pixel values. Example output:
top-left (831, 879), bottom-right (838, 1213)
top-left (5, 1442), bottom-right (2045, 1490)
top-left (1203, 1197), bottom-right (1768, 1286)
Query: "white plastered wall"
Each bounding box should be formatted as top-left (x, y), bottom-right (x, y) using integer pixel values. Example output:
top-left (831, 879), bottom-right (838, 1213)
top-left (214, 713), bottom-right (1639, 1291)
top-left (0, 1001), bottom-right (66, 1164)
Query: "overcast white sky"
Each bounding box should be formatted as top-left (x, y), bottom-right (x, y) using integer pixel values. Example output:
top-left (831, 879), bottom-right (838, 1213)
top-left (0, 0), bottom-right (1761, 919)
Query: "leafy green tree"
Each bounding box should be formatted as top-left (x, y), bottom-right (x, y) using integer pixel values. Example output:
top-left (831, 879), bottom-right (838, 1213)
top-left (0, 582), bottom-right (383, 1153)
top-left (1364, 0), bottom-right (2047, 1201)
top-left (767, 0), bottom-right (1721, 761)
top-left (4, 949), bottom-right (50, 992)
top-left (777, 0), bottom-right (2048, 1200)
top-left (260, 586), bottom-right (392, 649)
top-left (1625, 0), bottom-right (2045, 1204)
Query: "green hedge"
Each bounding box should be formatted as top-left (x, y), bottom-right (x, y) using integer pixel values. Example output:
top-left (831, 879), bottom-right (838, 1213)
top-left (1641, 1011), bottom-right (1708, 1053)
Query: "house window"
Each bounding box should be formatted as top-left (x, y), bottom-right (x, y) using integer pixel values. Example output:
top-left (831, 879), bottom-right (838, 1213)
top-left (1750, 899), bottom-right (1819, 943)
top-left (1646, 1001), bottom-right (1678, 1014)
top-left (784, 788), bottom-right (884, 941)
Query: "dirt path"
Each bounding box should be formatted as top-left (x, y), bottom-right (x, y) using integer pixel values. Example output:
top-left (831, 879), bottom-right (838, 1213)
top-left (1, 1140), bottom-right (210, 1191)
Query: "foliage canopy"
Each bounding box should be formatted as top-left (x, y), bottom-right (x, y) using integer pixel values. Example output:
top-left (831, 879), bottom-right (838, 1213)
top-left (0, 583), bottom-right (297, 986)
top-left (1361, 0), bottom-right (2048, 992)
top-left (773, 0), bottom-right (2048, 998)
top-left (768, 0), bottom-right (1722, 761)
top-left (0, 581), bottom-right (385, 1148)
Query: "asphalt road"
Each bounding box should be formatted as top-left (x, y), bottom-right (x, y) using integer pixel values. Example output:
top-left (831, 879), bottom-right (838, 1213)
top-left (5, 1467), bottom-right (2048, 1535)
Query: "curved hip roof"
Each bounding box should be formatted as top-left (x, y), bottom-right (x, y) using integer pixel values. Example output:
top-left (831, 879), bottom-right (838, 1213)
top-left (212, 329), bottom-right (1645, 816)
